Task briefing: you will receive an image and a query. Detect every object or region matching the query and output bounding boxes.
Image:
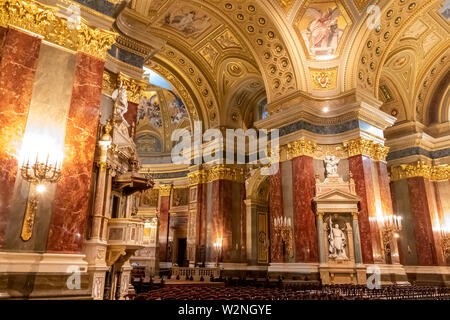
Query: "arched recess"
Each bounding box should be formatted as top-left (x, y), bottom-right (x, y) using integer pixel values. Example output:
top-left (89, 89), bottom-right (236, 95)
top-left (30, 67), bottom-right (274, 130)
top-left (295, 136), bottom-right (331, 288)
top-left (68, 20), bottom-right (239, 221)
top-left (424, 69), bottom-right (450, 125)
top-left (379, 74), bottom-right (409, 123)
top-left (148, 51), bottom-right (220, 129)
top-left (345, 0), bottom-right (441, 97)
top-left (216, 57), bottom-right (266, 128)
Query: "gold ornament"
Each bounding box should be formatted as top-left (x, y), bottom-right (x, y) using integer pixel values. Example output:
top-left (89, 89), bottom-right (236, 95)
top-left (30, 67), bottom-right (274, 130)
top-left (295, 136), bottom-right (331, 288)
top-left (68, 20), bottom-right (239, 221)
top-left (0, 0), bottom-right (116, 60)
top-left (343, 138), bottom-right (389, 162)
top-left (390, 161), bottom-right (450, 182)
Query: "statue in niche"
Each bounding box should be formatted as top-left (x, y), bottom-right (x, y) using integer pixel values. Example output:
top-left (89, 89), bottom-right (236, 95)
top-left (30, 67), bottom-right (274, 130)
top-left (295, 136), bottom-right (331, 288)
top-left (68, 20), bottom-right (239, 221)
top-left (328, 218), bottom-right (348, 260)
top-left (324, 155), bottom-right (340, 177)
top-left (112, 82), bottom-right (129, 127)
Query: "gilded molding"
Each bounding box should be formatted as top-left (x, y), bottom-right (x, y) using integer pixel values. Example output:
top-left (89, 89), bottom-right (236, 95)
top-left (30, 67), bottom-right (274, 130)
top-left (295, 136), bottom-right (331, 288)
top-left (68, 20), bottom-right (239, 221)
top-left (390, 161), bottom-right (450, 182)
top-left (286, 138), bottom-right (318, 160)
top-left (188, 165), bottom-right (246, 184)
top-left (343, 138), bottom-right (389, 162)
top-left (0, 0), bottom-right (116, 60)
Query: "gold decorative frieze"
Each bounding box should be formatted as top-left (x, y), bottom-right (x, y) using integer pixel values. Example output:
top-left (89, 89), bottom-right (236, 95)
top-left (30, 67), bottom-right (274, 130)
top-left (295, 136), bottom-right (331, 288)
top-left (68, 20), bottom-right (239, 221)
top-left (0, 0), bottom-right (116, 60)
top-left (207, 165), bottom-right (246, 184)
top-left (188, 170), bottom-right (208, 185)
top-left (343, 138), bottom-right (389, 162)
top-left (187, 165), bottom-right (246, 184)
top-left (390, 161), bottom-right (450, 182)
top-left (102, 70), bottom-right (147, 104)
top-left (286, 138), bottom-right (318, 160)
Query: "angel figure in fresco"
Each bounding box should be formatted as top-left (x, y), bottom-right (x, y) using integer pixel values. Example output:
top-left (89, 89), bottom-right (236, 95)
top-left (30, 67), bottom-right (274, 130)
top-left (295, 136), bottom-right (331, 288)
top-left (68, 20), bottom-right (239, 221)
top-left (112, 82), bottom-right (129, 127)
top-left (302, 7), bottom-right (343, 56)
top-left (165, 10), bottom-right (210, 35)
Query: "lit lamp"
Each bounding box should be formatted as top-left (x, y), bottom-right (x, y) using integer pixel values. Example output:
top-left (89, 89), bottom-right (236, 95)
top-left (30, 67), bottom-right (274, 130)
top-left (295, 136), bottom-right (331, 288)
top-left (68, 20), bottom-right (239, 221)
top-left (213, 238), bottom-right (223, 267)
top-left (19, 133), bottom-right (63, 241)
top-left (438, 225), bottom-right (450, 260)
top-left (378, 214), bottom-right (402, 257)
top-left (273, 216), bottom-right (293, 258)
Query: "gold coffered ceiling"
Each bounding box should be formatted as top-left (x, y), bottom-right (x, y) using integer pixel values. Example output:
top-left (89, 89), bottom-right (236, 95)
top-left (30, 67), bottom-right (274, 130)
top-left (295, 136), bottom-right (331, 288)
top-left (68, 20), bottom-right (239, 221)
top-left (124, 0), bottom-right (449, 131)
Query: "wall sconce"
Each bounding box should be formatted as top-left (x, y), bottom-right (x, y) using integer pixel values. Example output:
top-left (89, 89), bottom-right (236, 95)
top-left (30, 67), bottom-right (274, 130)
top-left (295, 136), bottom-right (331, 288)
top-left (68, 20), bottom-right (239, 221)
top-left (213, 238), bottom-right (223, 267)
top-left (20, 153), bottom-right (62, 241)
top-left (377, 215), bottom-right (402, 257)
top-left (273, 216), bottom-right (294, 259)
top-left (437, 225), bottom-right (450, 260)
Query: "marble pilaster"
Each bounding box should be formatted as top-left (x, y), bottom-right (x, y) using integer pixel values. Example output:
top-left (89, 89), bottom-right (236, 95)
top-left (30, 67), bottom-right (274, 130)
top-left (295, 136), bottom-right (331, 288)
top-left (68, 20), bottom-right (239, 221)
top-left (269, 166), bottom-right (284, 263)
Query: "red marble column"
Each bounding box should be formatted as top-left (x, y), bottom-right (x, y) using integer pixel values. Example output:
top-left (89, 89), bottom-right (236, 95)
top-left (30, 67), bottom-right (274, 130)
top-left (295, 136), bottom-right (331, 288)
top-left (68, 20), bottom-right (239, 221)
top-left (158, 196), bottom-right (170, 262)
top-left (269, 166), bottom-right (284, 263)
top-left (0, 27), bottom-right (41, 248)
top-left (209, 179), bottom-right (233, 263)
top-left (408, 177), bottom-right (438, 266)
top-left (349, 155), bottom-right (375, 264)
top-left (292, 156), bottom-right (318, 262)
top-left (46, 52), bottom-right (104, 253)
top-left (240, 182), bottom-right (247, 262)
top-left (124, 101), bottom-right (137, 138)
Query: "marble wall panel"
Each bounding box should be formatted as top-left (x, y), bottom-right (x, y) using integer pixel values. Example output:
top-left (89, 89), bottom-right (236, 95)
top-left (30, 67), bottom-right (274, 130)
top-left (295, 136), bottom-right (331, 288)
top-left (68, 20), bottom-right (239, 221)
top-left (5, 43), bottom-right (76, 251)
top-left (0, 28), bottom-right (41, 248)
top-left (46, 52), bottom-right (104, 253)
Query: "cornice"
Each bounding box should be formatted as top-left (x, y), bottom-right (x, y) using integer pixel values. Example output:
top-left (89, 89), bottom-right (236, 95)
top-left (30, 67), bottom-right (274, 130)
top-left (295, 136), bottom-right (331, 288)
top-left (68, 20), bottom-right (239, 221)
top-left (0, 0), bottom-right (116, 60)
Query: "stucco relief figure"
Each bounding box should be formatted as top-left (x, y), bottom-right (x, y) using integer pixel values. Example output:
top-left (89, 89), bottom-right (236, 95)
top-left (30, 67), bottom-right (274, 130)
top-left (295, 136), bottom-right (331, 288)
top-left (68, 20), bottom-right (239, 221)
top-left (301, 7), bottom-right (343, 57)
top-left (328, 219), bottom-right (348, 260)
top-left (324, 155), bottom-right (340, 177)
top-left (112, 82), bottom-right (129, 127)
top-left (164, 9), bottom-right (210, 35)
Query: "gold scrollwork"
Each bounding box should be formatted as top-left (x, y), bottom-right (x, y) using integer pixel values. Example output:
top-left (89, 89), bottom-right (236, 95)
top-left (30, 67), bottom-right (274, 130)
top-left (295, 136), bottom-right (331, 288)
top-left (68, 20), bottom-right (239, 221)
top-left (343, 138), bottom-right (389, 162)
top-left (0, 0), bottom-right (116, 60)
top-left (390, 161), bottom-right (450, 182)
top-left (102, 70), bottom-right (147, 104)
top-left (158, 184), bottom-right (172, 197)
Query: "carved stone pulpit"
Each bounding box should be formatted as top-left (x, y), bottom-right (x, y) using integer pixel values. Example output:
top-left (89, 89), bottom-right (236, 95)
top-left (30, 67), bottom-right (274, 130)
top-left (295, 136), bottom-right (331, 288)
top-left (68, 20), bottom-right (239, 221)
top-left (313, 158), bottom-right (366, 285)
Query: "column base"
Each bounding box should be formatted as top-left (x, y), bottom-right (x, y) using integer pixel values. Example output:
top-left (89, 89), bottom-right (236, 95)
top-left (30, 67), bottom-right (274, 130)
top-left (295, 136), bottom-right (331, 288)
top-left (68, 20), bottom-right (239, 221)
top-left (0, 252), bottom-right (91, 299)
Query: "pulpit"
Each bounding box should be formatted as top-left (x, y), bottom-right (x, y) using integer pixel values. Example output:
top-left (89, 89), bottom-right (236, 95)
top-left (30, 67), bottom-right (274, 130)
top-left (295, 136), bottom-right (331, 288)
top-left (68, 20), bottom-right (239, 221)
top-left (313, 156), bottom-right (366, 285)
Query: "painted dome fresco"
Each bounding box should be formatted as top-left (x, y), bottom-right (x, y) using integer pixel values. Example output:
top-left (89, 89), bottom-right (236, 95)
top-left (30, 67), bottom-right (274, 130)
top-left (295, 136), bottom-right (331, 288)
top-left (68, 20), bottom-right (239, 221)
top-left (135, 68), bottom-right (191, 158)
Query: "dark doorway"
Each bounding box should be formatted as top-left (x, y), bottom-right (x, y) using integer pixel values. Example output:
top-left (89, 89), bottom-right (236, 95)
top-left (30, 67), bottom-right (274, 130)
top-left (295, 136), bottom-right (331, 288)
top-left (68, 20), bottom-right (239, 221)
top-left (177, 238), bottom-right (187, 267)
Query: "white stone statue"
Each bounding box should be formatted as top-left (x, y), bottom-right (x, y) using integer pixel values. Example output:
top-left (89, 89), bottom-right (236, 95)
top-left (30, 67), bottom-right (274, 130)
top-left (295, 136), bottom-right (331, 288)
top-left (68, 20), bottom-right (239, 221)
top-left (328, 219), bottom-right (348, 260)
top-left (112, 82), bottom-right (129, 127)
top-left (324, 155), bottom-right (340, 177)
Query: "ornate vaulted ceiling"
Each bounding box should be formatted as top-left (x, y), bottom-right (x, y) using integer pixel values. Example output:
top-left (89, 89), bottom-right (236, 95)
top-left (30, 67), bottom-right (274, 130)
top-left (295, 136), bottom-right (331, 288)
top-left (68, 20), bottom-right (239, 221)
top-left (125, 0), bottom-right (449, 131)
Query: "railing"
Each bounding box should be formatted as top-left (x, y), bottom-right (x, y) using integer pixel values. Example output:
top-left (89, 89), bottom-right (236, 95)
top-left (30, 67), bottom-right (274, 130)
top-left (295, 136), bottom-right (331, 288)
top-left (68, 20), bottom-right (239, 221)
top-left (107, 218), bottom-right (144, 248)
top-left (171, 267), bottom-right (220, 281)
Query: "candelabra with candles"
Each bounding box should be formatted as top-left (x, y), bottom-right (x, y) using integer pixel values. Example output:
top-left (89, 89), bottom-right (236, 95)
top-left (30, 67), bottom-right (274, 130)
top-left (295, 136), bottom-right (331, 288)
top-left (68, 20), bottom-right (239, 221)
top-left (378, 215), bottom-right (403, 257)
top-left (213, 238), bottom-right (223, 267)
top-left (439, 227), bottom-right (450, 260)
top-left (20, 154), bottom-right (62, 241)
top-left (273, 217), bottom-right (294, 258)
